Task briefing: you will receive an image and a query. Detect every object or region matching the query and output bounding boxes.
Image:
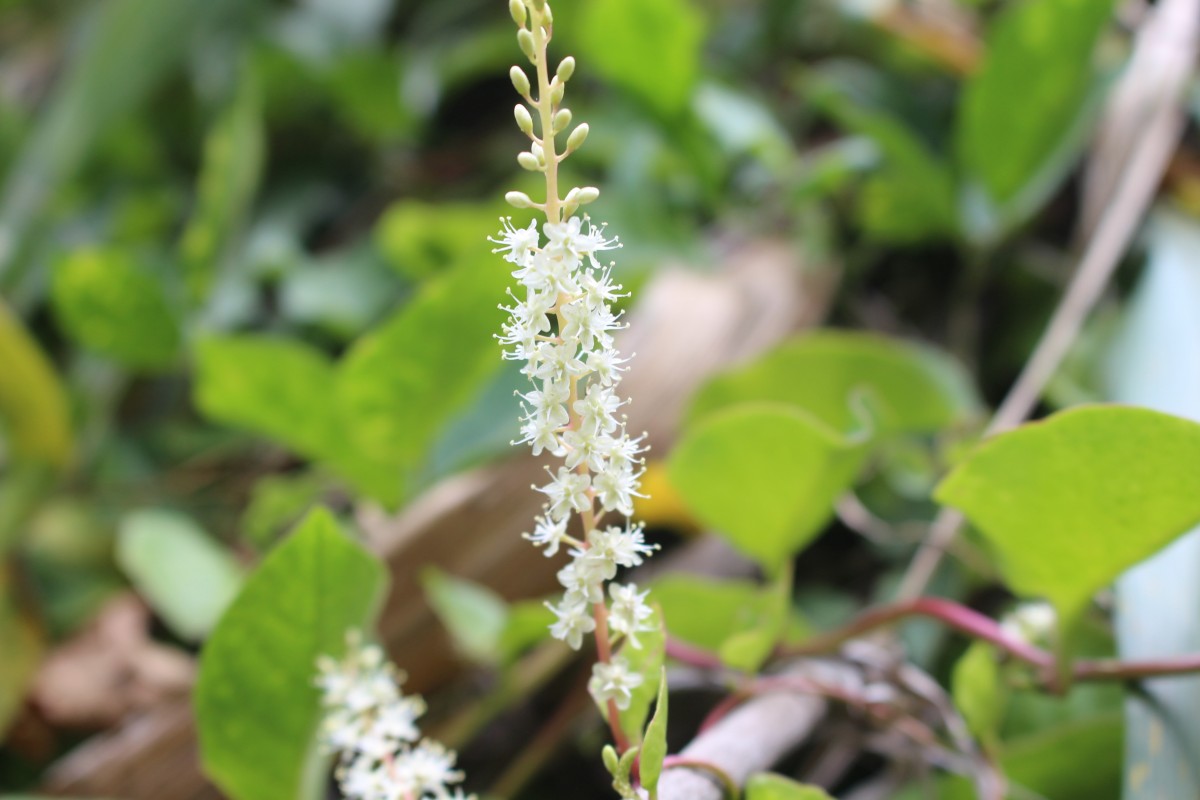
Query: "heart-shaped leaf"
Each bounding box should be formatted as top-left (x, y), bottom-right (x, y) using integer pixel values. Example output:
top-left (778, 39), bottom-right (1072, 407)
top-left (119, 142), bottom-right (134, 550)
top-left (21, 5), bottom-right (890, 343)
top-left (669, 405), bottom-right (866, 572)
top-left (936, 405), bottom-right (1200, 641)
top-left (195, 507), bottom-right (386, 800)
top-left (688, 331), bottom-right (977, 437)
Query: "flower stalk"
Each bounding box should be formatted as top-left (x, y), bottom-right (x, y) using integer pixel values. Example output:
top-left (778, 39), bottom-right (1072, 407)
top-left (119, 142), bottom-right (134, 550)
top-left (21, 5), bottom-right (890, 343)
top-left (496, 0), bottom-right (657, 757)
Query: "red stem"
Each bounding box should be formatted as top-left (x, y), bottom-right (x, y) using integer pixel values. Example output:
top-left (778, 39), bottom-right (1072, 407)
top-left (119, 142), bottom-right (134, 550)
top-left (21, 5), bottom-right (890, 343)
top-left (787, 596), bottom-right (1055, 669)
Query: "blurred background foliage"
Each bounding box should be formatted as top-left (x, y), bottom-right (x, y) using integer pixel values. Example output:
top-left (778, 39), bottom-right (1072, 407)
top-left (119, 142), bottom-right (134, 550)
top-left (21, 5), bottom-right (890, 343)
top-left (1, 0), bottom-right (1195, 796)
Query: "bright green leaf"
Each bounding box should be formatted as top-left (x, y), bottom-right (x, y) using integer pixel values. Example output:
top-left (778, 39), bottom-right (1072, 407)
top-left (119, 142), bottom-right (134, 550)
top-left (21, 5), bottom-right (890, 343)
top-left (938, 715), bottom-right (1122, 800)
top-left (652, 574), bottom-right (784, 653)
top-left (335, 255), bottom-right (510, 477)
top-left (496, 600), bottom-right (554, 665)
top-left (375, 200), bottom-right (501, 281)
top-left (745, 773), bottom-right (835, 800)
top-left (240, 472), bottom-right (327, 551)
top-left (195, 336), bottom-right (341, 460)
top-left (669, 405), bottom-right (866, 572)
top-left (951, 641), bottom-right (1007, 751)
top-left (576, 0), bottom-right (706, 118)
top-left (0, 298), bottom-right (72, 468)
top-left (688, 331), bottom-right (978, 437)
top-left (116, 509), bottom-right (244, 642)
top-left (618, 604), bottom-right (665, 745)
top-left (420, 567), bottom-right (509, 665)
top-left (956, 0), bottom-right (1117, 207)
top-left (195, 507), bottom-right (387, 800)
top-left (180, 64), bottom-right (264, 303)
top-left (193, 336), bottom-right (400, 504)
top-left (52, 247), bottom-right (181, 369)
top-left (640, 668), bottom-right (669, 797)
top-left (936, 405), bottom-right (1200, 642)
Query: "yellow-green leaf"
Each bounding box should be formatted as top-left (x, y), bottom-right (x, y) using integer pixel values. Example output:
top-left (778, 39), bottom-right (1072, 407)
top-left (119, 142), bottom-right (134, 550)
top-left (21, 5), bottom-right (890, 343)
top-left (669, 405), bottom-right (866, 572)
top-left (0, 298), bottom-right (72, 468)
top-left (936, 405), bottom-right (1200, 645)
top-left (195, 507), bottom-right (386, 800)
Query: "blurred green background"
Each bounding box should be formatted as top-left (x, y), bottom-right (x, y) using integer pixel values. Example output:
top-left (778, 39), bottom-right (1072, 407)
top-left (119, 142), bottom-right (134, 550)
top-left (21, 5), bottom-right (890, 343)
top-left (2, 0), bottom-right (1192, 795)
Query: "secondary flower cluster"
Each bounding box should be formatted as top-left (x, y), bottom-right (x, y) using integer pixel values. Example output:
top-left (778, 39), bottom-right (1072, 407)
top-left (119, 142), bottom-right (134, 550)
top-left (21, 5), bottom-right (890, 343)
top-left (316, 632), bottom-right (473, 800)
top-left (493, 214), bottom-right (657, 711)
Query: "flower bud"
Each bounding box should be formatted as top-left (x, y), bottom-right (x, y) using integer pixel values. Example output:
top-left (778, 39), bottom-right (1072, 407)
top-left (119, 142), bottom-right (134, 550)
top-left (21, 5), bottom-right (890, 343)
top-left (509, 0), bottom-right (526, 27)
top-left (509, 66), bottom-right (530, 97)
top-left (556, 57), bottom-right (576, 83)
top-left (514, 104), bottom-right (534, 136)
top-left (565, 123), bottom-right (589, 153)
top-left (505, 191), bottom-right (534, 209)
top-left (530, 0), bottom-right (545, 10)
top-left (517, 151), bottom-right (541, 171)
top-left (531, 141), bottom-right (544, 161)
top-left (550, 79), bottom-right (565, 105)
top-left (576, 186), bottom-right (600, 205)
top-left (517, 29), bottom-right (537, 63)
top-left (552, 108), bottom-right (572, 134)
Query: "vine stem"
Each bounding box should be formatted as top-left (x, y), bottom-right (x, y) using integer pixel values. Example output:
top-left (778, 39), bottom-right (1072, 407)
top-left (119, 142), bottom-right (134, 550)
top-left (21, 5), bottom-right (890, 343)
top-left (665, 598), bottom-right (1200, 690)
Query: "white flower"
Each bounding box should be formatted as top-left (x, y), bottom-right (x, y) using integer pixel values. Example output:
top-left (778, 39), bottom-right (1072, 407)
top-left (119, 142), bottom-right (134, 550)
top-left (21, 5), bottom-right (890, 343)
top-left (546, 594), bottom-right (597, 649)
top-left (588, 656), bottom-right (644, 711)
top-left (574, 383), bottom-right (622, 435)
top-left (592, 458), bottom-right (645, 517)
top-left (608, 583), bottom-right (655, 649)
top-left (523, 515), bottom-right (570, 557)
top-left (489, 217), bottom-right (539, 264)
top-left (316, 632), bottom-right (471, 800)
top-left (538, 467), bottom-right (592, 521)
top-left (587, 523), bottom-right (658, 569)
top-left (391, 739), bottom-right (465, 798)
top-left (584, 347), bottom-right (630, 386)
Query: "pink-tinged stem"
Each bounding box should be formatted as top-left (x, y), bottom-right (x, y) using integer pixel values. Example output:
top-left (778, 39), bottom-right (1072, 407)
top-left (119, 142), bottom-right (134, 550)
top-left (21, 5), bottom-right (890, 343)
top-left (665, 636), bottom-right (726, 670)
top-left (785, 596), bottom-right (1055, 670)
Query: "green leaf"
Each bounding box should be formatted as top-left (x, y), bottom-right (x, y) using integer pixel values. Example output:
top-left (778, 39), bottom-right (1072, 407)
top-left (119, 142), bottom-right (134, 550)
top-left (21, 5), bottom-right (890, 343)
top-left (374, 200), bottom-right (502, 281)
top-left (935, 405), bottom-right (1200, 642)
top-left (808, 80), bottom-right (957, 243)
top-left (195, 507), bottom-right (387, 800)
top-left (745, 773), bottom-right (835, 800)
top-left (640, 668), bottom-right (669, 798)
top-left (715, 572), bottom-right (791, 673)
top-left (688, 331), bottom-right (978, 437)
top-left (951, 641), bottom-right (1007, 751)
top-left (195, 336), bottom-right (341, 460)
top-left (116, 509), bottom-right (244, 642)
top-left (240, 473), bottom-right (327, 551)
top-left (51, 247), bottom-right (182, 369)
top-left (0, 298), bottom-right (72, 468)
top-left (193, 336), bottom-right (401, 505)
top-left (956, 0), bottom-right (1116, 207)
top-left (576, 0), bottom-right (706, 118)
top-left (618, 604), bottom-right (665, 745)
top-left (651, 574), bottom-right (786, 653)
top-left (420, 567), bottom-right (509, 665)
top-left (669, 405), bottom-right (866, 572)
top-left (938, 715), bottom-right (1122, 800)
top-left (496, 600), bottom-right (554, 665)
top-left (180, 63), bottom-right (264, 303)
top-left (335, 255), bottom-right (510, 479)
